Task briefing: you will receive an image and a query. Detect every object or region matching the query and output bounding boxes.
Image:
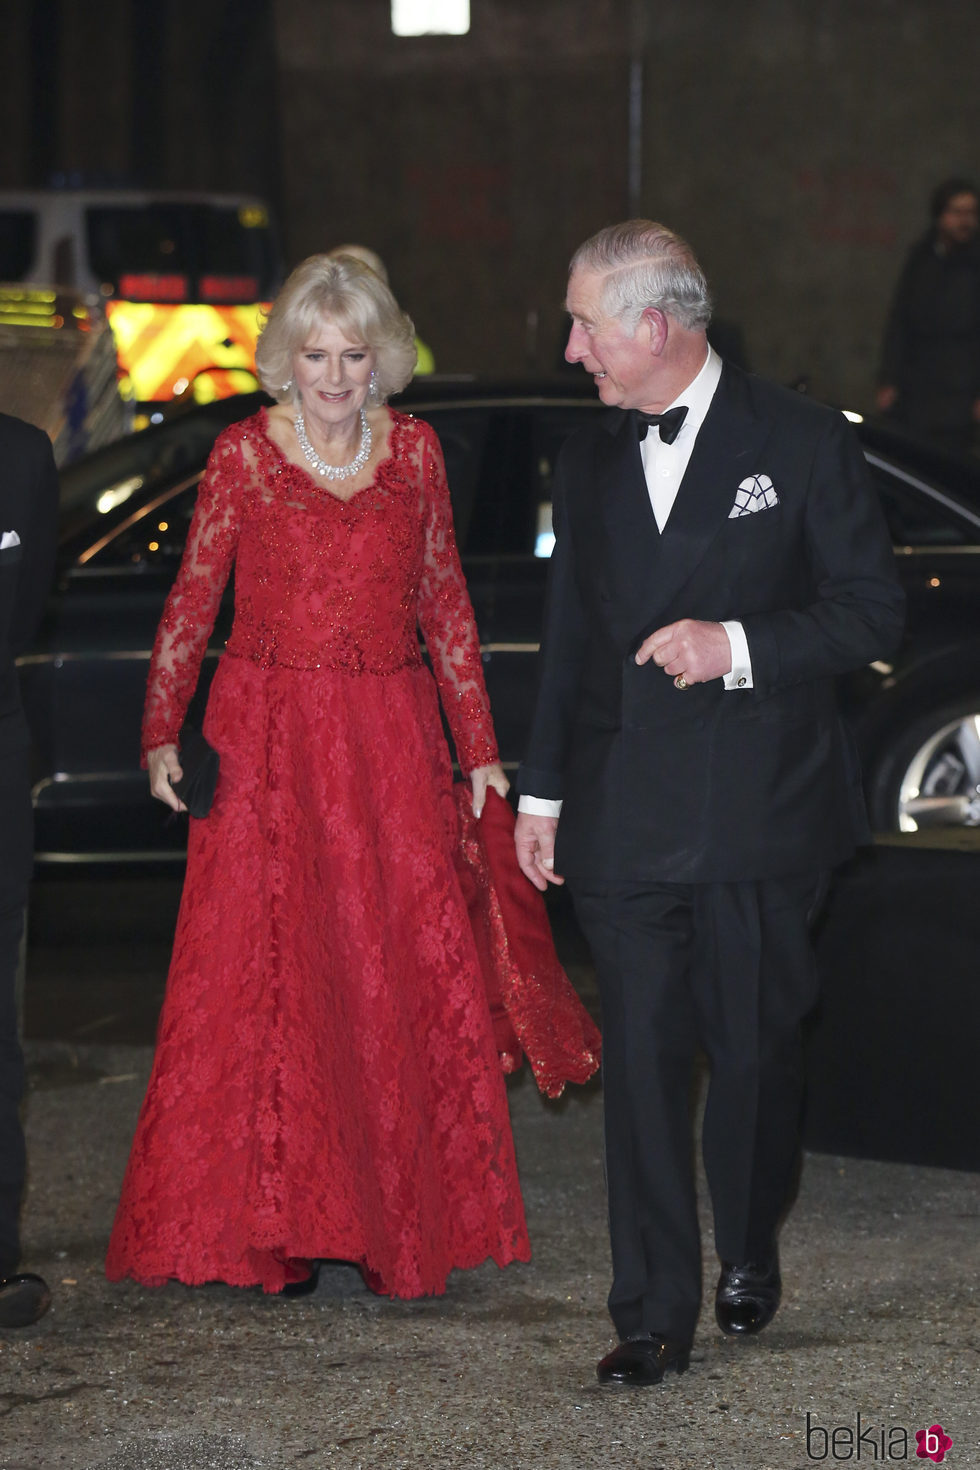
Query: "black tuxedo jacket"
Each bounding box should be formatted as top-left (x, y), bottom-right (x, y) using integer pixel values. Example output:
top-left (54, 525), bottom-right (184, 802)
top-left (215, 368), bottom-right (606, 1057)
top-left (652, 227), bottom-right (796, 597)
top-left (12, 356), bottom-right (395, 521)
top-left (0, 413), bottom-right (58, 761)
top-left (515, 365), bottom-right (906, 883)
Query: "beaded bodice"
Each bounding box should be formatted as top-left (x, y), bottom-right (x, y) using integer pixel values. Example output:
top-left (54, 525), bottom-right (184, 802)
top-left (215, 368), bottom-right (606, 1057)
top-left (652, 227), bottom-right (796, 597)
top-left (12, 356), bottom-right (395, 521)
top-left (141, 408), bottom-right (498, 773)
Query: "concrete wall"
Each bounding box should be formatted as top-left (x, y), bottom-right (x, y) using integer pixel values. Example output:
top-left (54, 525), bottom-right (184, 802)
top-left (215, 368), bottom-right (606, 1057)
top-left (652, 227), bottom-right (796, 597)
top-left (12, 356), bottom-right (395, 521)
top-left (635, 0), bottom-right (980, 407)
top-left (0, 0), bottom-right (280, 205)
top-left (272, 0), bottom-right (980, 403)
top-left (273, 0), bottom-right (632, 376)
top-left (4, 0), bottom-right (979, 406)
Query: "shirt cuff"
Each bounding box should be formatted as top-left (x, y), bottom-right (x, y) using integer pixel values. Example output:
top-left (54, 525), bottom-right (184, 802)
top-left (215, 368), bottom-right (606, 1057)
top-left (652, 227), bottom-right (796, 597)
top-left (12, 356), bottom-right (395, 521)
top-left (721, 620), bottom-right (753, 690)
top-left (518, 795), bottom-right (563, 818)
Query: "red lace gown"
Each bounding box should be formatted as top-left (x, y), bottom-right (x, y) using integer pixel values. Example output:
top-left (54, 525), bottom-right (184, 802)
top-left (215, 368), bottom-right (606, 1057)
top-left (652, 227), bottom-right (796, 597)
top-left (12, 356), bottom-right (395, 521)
top-left (105, 408), bottom-right (532, 1296)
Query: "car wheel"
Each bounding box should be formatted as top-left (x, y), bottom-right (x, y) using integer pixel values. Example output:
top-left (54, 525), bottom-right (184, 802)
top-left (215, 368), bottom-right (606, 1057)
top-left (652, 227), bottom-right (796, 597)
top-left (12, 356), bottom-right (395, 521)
top-left (870, 699), bottom-right (980, 833)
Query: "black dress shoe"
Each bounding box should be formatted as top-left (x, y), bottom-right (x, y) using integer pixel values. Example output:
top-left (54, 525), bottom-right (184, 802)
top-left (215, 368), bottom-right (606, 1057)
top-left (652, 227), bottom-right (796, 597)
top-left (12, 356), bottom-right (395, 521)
top-left (0, 1274), bottom-right (52, 1329)
top-left (715, 1253), bottom-right (781, 1336)
top-left (596, 1335), bottom-right (692, 1387)
top-left (279, 1263), bottom-right (320, 1297)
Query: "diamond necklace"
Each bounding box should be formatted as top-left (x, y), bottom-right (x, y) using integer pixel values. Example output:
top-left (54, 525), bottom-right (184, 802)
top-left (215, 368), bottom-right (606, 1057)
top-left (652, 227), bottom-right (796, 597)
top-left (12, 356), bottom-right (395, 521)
top-left (294, 408), bottom-right (372, 481)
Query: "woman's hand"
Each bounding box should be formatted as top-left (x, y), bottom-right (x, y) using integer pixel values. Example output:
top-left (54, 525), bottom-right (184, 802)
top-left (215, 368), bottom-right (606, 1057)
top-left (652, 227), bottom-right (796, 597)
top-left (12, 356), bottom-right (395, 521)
top-left (147, 743), bottom-right (186, 812)
top-left (470, 761), bottom-right (509, 819)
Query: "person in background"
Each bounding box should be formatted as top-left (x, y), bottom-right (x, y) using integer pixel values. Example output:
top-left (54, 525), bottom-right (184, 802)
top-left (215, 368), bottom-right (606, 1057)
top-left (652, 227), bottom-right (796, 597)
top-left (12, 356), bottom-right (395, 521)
top-left (327, 243), bottom-right (436, 374)
top-left (876, 177), bottom-right (980, 454)
top-left (0, 412), bottom-right (58, 1329)
top-left (515, 220), bottom-right (904, 1387)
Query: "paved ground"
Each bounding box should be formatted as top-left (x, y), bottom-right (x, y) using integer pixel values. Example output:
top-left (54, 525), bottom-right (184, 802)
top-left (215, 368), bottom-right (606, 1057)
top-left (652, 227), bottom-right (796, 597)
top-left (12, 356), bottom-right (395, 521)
top-left (3, 880), bottom-right (978, 1469)
top-left (2, 1037), bottom-right (976, 1470)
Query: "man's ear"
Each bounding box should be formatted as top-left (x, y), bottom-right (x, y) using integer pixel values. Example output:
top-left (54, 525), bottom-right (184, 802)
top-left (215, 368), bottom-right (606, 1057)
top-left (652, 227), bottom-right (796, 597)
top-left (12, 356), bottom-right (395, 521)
top-left (640, 306), bottom-right (669, 356)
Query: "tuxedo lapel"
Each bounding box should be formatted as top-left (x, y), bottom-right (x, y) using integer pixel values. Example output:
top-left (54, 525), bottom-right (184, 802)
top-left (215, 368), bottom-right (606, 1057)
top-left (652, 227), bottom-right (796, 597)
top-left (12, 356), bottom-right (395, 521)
top-left (639, 365), bottom-right (771, 625)
top-left (594, 411), bottom-right (661, 606)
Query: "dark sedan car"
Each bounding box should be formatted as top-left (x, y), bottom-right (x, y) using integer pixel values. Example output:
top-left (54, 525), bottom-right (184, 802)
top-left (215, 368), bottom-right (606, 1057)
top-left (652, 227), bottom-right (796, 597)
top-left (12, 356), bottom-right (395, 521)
top-left (18, 381), bottom-right (980, 865)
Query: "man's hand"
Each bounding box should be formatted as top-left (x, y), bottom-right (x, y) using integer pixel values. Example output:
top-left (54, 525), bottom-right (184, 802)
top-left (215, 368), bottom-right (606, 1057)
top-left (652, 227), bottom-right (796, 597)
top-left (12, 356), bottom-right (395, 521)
top-left (514, 811), bottom-right (563, 891)
top-left (635, 619), bottom-right (732, 686)
top-left (876, 384), bottom-right (899, 413)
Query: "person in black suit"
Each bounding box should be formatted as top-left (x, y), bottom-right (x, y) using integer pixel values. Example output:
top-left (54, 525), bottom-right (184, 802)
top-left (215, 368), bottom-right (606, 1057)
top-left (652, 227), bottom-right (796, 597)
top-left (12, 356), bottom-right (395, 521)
top-left (514, 220), bottom-right (905, 1387)
top-left (0, 412), bottom-right (58, 1328)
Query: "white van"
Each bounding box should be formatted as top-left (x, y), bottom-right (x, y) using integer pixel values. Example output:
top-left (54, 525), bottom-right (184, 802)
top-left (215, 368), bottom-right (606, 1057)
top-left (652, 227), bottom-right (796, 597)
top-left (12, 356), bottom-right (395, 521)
top-left (0, 189), bottom-right (281, 403)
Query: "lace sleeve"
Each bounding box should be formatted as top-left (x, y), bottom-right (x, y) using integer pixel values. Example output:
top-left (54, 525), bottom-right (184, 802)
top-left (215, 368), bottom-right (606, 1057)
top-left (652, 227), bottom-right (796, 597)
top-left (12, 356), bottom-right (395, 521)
top-left (415, 420), bottom-right (499, 776)
top-left (140, 429), bottom-right (245, 760)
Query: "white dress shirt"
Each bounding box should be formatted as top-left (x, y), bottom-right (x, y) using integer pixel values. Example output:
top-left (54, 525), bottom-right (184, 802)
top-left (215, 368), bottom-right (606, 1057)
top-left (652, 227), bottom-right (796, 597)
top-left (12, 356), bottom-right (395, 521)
top-left (519, 348), bottom-right (753, 818)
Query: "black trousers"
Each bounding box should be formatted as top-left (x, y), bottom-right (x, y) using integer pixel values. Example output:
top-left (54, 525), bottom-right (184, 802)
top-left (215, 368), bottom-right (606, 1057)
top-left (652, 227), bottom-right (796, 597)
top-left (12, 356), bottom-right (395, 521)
top-left (571, 873), bottom-right (822, 1343)
top-left (0, 748), bottom-right (33, 1274)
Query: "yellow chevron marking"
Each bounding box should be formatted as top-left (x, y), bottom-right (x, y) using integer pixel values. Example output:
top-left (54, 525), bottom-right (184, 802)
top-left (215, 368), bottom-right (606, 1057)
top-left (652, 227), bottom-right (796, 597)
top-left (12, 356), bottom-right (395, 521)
top-left (106, 302), bottom-right (266, 401)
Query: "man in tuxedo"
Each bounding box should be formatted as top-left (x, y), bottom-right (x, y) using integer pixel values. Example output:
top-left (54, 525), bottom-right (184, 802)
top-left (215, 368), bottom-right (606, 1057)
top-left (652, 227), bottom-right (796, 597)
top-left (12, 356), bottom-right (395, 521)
top-left (514, 221), bottom-right (904, 1386)
top-left (0, 412), bottom-right (58, 1328)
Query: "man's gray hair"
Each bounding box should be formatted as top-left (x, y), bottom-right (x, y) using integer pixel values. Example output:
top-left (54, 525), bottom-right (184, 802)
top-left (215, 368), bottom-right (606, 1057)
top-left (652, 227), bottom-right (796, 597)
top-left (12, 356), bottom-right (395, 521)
top-left (570, 220), bottom-right (712, 332)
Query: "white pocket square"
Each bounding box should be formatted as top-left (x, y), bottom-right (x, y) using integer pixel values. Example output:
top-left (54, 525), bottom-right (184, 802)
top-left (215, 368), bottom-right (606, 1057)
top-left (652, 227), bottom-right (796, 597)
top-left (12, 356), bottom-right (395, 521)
top-left (729, 475), bottom-right (779, 519)
top-left (1, 529), bottom-right (22, 549)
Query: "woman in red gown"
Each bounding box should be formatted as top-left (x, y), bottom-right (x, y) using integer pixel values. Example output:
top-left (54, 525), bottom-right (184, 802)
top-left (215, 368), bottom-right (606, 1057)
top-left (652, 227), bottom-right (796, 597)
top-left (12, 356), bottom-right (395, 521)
top-left (105, 255), bottom-right (595, 1298)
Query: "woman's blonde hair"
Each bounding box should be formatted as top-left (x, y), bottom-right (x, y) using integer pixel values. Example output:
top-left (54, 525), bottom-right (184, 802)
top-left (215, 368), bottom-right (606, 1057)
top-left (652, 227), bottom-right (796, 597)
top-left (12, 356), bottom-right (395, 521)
top-left (255, 253), bottom-right (417, 402)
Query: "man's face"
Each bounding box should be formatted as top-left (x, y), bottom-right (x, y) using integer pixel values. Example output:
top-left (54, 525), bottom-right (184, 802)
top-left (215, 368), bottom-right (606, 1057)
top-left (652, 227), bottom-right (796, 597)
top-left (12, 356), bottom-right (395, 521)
top-left (936, 192), bottom-right (979, 248)
top-left (564, 267), bottom-right (655, 409)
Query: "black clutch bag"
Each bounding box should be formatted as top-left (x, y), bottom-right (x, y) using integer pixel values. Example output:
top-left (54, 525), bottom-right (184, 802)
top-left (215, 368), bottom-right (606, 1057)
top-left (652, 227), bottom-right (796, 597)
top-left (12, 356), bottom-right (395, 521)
top-left (170, 729), bottom-right (220, 818)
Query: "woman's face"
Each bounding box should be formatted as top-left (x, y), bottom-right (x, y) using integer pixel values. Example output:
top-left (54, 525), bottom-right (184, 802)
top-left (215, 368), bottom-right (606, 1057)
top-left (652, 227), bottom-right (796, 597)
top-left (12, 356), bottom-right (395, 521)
top-left (291, 315), bottom-right (376, 428)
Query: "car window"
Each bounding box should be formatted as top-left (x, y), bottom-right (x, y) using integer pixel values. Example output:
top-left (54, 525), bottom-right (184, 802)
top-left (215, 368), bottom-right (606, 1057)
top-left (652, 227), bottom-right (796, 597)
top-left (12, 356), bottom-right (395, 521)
top-left (67, 395), bottom-right (598, 570)
top-left (416, 401), bottom-right (595, 558)
top-left (72, 479), bottom-right (201, 569)
top-left (871, 466), bottom-right (974, 547)
top-left (527, 405), bottom-right (596, 557)
top-left (413, 407), bottom-right (495, 552)
top-left (0, 209), bottom-right (37, 279)
top-left (460, 409), bottom-right (528, 556)
top-left (58, 393), bottom-right (268, 519)
top-left (85, 203), bottom-right (278, 298)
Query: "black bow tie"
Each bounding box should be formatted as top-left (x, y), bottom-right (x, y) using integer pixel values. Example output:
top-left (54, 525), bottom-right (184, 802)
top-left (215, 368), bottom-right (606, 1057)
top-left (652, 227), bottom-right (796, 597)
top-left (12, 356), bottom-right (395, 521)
top-left (636, 406), bottom-right (688, 444)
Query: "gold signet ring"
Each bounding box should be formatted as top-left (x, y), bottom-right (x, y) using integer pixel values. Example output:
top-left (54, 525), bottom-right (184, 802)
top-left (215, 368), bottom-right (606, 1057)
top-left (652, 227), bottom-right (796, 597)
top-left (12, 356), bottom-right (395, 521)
top-left (674, 675), bottom-right (690, 690)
